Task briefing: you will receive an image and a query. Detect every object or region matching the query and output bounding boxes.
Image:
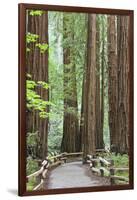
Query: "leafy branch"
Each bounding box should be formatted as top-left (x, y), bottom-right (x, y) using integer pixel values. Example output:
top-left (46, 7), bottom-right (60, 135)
top-left (26, 76), bottom-right (54, 119)
top-left (29, 10), bottom-right (44, 16)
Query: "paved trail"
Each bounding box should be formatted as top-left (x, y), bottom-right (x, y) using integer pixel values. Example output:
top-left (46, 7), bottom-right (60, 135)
top-left (44, 161), bottom-right (110, 189)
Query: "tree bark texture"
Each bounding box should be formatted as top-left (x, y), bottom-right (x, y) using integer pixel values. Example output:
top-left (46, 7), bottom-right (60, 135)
top-left (117, 16), bottom-right (129, 154)
top-left (82, 14), bottom-right (96, 160)
top-left (95, 16), bottom-right (104, 149)
top-left (61, 14), bottom-right (79, 153)
top-left (107, 16), bottom-right (118, 151)
top-left (26, 12), bottom-right (49, 159)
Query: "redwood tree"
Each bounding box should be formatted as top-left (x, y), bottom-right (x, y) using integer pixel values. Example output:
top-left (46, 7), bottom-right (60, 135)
top-left (26, 11), bottom-right (49, 159)
top-left (82, 14), bottom-right (96, 160)
top-left (107, 15), bottom-right (118, 151)
top-left (61, 14), bottom-right (79, 153)
top-left (95, 16), bottom-right (104, 149)
top-left (117, 16), bottom-right (129, 154)
top-left (108, 15), bottom-right (129, 154)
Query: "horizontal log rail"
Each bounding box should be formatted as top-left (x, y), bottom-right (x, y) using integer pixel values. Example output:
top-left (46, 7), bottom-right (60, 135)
top-left (27, 151), bottom-right (129, 189)
top-left (27, 160), bottom-right (48, 180)
top-left (110, 175), bottom-right (129, 183)
top-left (110, 167), bottom-right (129, 172)
top-left (65, 152), bottom-right (83, 156)
top-left (87, 155), bottom-right (129, 185)
top-left (27, 151), bottom-right (84, 190)
top-left (27, 166), bottom-right (44, 180)
top-left (27, 154), bottom-right (65, 190)
top-left (49, 153), bottom-right (63, 160)
top-left (109, 167), bottom-right (129, 185)
top-left (96, 149), bottom-right (108, 153)
top-left (99, 157), bottom-right (111, 167)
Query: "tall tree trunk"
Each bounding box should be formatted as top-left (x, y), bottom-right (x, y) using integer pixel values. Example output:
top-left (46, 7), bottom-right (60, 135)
top-left (95, 16), bottom-right (104, 149)
top-left (100, 17), bottom-right (105, 150)
top-left (82, 14), bottom-right (96, 161)
top-left (79, 75), bottom-right (85, 153)
top-left (117, 16), bottom-right (129, 154)
top-left (61, 14), bottom-right (79, 153)
top-left (26, 12), bottom-right (49, 159)
top-left (107, 16), bottom-right (118, 152)
top-left (79, 15), bottom-right (88, 152)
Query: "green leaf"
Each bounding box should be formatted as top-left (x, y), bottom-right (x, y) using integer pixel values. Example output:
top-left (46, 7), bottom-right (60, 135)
top-left (26, 80), bottom-right (36, 89)
top-left (36, 43), bottom-right (48, 53)
top-left (29, 10), bottom-right (44, 16)
top-left (26, 33), bottom-right (39, 44)
top-left (37, 81), bottom-right (50, 89)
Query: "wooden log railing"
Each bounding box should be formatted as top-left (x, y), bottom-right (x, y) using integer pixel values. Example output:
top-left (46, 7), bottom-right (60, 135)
top-left (87, 155), bottom-right (129, 185)
top-left (109, 167), bottom-right (129, 185)
top-left (27, 151), bottom-right (83, 190)
top-left (27, 153), bottom-right (66, 190)
top-left (27, 151), bottom-right (129, 189)
top-left (65, 152), bottom-right (83, 156)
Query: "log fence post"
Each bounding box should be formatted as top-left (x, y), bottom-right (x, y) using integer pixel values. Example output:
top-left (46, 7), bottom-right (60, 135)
top-left (110, 160), bottom-right (115, 185)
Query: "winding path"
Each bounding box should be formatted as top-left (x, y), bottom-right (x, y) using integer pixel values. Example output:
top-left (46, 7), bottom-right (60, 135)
top-left (44, 161), bottom-right (110, 189)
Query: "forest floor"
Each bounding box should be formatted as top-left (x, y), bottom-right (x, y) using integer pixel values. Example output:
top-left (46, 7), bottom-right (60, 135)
top-left (44, 161), bottom-right (110, 189)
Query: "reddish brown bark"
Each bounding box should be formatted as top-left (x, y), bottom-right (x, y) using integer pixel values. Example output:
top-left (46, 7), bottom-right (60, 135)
top-left (108, 15), bottom-right (129, 154)
top-left (107, 16), bottom-right (118, 151)
top-left (26, 12), bottom-right (49, 159)
top-left (117, 16), bottom-right (129, 154)
top-left (61, 14), bottom-right (79, 153)
top-left (82, 14), bottom-right (96, 160)
top-left (95, 17), bottom-right (104, 149)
